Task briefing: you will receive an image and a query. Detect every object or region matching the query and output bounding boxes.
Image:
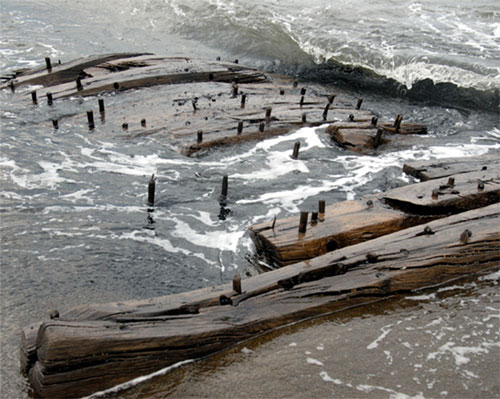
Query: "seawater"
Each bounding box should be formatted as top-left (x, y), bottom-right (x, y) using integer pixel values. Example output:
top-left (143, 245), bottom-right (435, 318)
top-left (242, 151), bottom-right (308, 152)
top-left (0, 1), bottom-right (499, 398)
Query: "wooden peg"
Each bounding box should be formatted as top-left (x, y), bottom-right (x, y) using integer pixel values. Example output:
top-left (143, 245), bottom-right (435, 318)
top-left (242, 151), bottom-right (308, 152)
top-left (292, 142), bottom-right (300, 159)
top-left (98, 99), bottom-right (105, 114)
top-left (47, 92), bottom-right (53, 106)
top-left (356, 99), bottom-right (363, 109)
top-left (148, 174), bottom-right (156, 206)
top-left (233, 274), bottom-right (242, 294)
top-left (197, 130), bottom-right (203, 144)
top-left (31, 91), bottom-right (37, 104)
top-left (45, 57), bottom-right (52, 71)
top-left (87, 111), bottom-right (95, 130)
top-left (298, 212), bottom-right (308, 233)
top-left (237, 121), bottom-right (243, 135)
top-left (221, 175), bottom-right (228, 197)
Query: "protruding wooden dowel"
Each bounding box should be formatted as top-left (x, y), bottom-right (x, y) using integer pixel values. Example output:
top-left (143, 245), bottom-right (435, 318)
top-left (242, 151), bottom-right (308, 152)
top-left (371, 116), bottom-right (378, 126)
top-left (300, 88), bottom-right (306, 95)
top-left (292, 141), bottom-right (300, 159)
top-left (348, 114), bottom-right (354, 121)
top-left (192, 100), bottom-right (197, 111)
top-left (394, 114), bottom-right (403, 131)
top-left (280, 89), bottom-right (285, 95)
top-left (113, 82), bottom-right (119, 90)
top-left (233, 274), bottom-right (242, 294)
top-left (302, 113), bottom-right (307, 123)
top-left (373, 129), bottom-right (384, 149)
top-left (298, 211), bottom-right (308, 233)
top-left (45, 57), bottom-right (52, 71)
top-left (237, 120), bottom-right (243, 135)
top-left (122, 123), bottom-right (128, 130)
top-left (9, 81), bottom-right (15, 93)
top-left (87, 111), bottom-right (95, 130)
top-left (311, 212), bottom-right (318, 223)
top-left (478, 181), bottom-right (484, 191)
top-left (318, 200), bottom-right (326, 214)
top-left (47, 92), bottom-right (53, 106)
top-left (293, 80), bottom-right (298, 88)
top-left (240, 93), bottom-right (246, 108)
top-left (328, 94), bottom-right (335, 104)
top-left (148, 174), bottom-right (156, 206)
top-left (221, 175), bottom-right (228, 197)
top-left (356, 99), bottom-right (363, 110)
top-left (52, 120), bottom-right (58, 129)
top-left (197, 130), bottom-right (203, 144)
top-left (299, 96), bottom-right (304, 107)
top-left (31, 91), bottom-right (37, 105)
top-left (259, 122), bottom-right (265, 132)
top-left (98, 99), bottom-right (105, 114)
top-left (232, 83), bottom-right (239, 98)
top-left (322, 103), bottom-right (330, 121)
top-left (265, 107), bottom-right (272, 120)
top-left (141, 119), bottom-right (146, 128)
top-left (76, 77), bottom-right (83, 91)
top-left (447, 177), bottom-right (455, 187)
top-left (208, 73), bottom-right (214, 81)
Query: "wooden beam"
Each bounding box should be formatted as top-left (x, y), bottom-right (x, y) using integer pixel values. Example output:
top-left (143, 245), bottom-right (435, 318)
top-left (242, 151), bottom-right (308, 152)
top-left (403, 154), bottom-right (499, 181)
top-left (22, 205), bottom-right (499, 398)
top-left (249, 169), bottom-right (499, 266)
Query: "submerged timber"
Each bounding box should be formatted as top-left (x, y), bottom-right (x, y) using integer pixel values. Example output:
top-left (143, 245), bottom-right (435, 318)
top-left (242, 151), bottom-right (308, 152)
top-left (3, 53), bottom-right (425, 156)
top-left (21, 203), bottom-right (499, 398)
top-left (8, 55), bottom-right (499, 398)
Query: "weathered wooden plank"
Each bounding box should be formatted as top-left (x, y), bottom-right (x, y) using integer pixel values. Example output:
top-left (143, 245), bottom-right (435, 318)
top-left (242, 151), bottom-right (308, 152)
top-left (23, 205), bottom-right (500, 398)
top-left (249, 169), bottom-right (499, 266)
top-left (1, 53), bottom-right (148, 89)
top-left (14, 54), bottom-right (380, 155)
top-left (325, 120), bottom-right (427, 154)
top-left (403, 154), bottom-right (499, 181)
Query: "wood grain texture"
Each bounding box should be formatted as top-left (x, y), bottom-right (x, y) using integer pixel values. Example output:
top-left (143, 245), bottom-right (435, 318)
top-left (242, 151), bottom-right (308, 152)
top-left (403, 154), bottom-right (499, 181)
top-left (22, 205), bottom-right (499, 398)
top-left (249, 169), bottom-right (499, 266)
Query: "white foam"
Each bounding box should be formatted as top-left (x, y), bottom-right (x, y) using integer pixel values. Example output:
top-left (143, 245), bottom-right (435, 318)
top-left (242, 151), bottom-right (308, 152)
top-left (320, 371), bottom-right (342, 385)
top-left (406, 293), bottom-right (436, 301)
top-left (367, 324), bottom-right (393, 350)
top-left (479, 271), bottom-right (500, 281)
top-left (306, 357), bottom-right (324, 366)
top-left (84, 359), bottom-right (194, 399)
top-left (170, 219), bottom-right (245, 252)
top-left (427, 342), bottom-right (489, 366)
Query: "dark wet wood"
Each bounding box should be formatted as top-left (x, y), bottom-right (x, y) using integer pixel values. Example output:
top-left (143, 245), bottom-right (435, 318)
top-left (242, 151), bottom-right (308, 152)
top-left (2, 53), bottom-right (427, 156)
top-left (249, 169), bottom-right (499, 266)
top-left (403, 154), bottom-right (499, 181)
top-left (325, 120), bottom-right (427, 154)
top-left (22, 205), bottom-right (499, 398)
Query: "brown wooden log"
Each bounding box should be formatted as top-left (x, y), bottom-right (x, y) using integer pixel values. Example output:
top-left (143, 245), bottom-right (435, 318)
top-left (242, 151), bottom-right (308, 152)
top-left (403, 154), bottom-right (499, 181)
top-left (249, 169), bottom-right (499, 266)
top-left (23, 205), bottom-right (499, 398)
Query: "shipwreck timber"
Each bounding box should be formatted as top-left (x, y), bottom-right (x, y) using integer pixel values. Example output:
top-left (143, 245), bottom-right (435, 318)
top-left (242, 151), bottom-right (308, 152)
top-left (6, 55), bottom-right (499, 398)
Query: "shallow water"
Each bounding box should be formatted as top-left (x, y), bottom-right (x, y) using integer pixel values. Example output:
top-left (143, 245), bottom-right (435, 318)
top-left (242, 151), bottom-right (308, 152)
top-left (89, 272), bottom-right (500, 399)
top-left (0, 1), bottom-right (499, 398)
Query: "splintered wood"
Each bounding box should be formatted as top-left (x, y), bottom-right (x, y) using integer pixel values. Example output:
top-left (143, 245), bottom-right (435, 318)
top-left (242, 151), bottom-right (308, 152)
top-left (2, 53), bottom-right (426, 155)
top-left (21, 205), bottom-right (499, 398)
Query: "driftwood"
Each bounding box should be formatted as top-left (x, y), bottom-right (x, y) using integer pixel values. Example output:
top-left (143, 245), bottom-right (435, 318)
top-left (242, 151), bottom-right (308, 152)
top-left (21, 204), bottom-right (499, 398)
top-left (2, 54), bottom-right (427, 156)
top-left (249, 169), bottom-right (499, 266)
top-left (403, 154), bottom-right (499, 181)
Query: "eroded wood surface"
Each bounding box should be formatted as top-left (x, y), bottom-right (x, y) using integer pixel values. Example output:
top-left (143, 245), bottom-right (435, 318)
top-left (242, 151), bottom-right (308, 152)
top-left (22, 205), bottom-right (499, 398)
top-left (2, 54), bottom-right (427, 155)
top-left (403, 154), bottom-right (499, 181)
top-left (249, 169), bottom-right (499, 266)
top-left (325, 120), bottom-right (427, 154)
